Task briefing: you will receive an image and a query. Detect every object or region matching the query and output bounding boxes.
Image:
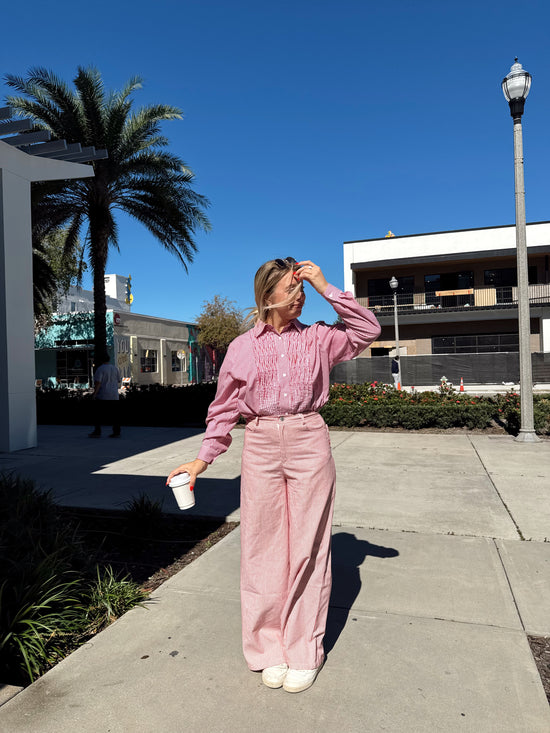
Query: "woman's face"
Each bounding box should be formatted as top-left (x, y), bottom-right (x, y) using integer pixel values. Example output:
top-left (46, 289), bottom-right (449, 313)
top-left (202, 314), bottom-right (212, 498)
top-left (267, 270), bottom-right (306, 323)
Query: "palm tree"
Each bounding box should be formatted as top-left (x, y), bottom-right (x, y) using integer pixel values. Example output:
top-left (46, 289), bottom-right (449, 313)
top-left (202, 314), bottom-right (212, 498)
top-left (5, 66), bottom-right (210, 358)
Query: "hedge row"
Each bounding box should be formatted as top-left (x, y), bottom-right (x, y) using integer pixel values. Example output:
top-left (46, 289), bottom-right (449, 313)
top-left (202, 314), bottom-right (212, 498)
top-left (36, 382), bottom-right (217, 427)
top-left (321, 382), bottom-right (550, 434)
top-left (36, 382), bottom-right (550, 435)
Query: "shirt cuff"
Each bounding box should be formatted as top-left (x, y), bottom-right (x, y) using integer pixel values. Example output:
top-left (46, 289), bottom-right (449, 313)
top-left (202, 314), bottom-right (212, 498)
top-left (197, 445), bottom-right (215, 464)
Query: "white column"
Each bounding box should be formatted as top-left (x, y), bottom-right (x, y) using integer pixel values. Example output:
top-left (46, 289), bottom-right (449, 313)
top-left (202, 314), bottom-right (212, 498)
top-left (542, 318), bottom-right (550, 352)
top-left (0, 141), bottom-right (94, 452)
top-left (130, 336), bottom-right (139, 382)
top-left (159, 338), bottom-right (166, 385)
top-left (0, 169), bottom-right (36, 450)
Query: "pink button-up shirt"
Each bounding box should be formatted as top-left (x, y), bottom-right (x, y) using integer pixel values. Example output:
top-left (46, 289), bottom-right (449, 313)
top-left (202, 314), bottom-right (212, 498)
top-left (197, 284), bottom-right (381, 464)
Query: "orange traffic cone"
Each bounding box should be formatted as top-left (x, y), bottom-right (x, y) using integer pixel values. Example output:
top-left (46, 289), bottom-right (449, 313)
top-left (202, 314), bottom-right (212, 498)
top-left (460, 377), bottom-right (464, 392)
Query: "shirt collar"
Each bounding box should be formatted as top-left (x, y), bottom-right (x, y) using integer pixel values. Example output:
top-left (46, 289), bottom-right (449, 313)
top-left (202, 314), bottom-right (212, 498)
top-left (254, 319), bottom-right (304, 336)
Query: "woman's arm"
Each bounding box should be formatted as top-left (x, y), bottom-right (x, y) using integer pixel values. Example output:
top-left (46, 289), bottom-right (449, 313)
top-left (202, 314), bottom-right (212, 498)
top-left (296, 260), bottom-right (381, 367)
top-left (166, 340), bottom-right (242, 486)
top-left (196, 342), bottom-right (242, 464)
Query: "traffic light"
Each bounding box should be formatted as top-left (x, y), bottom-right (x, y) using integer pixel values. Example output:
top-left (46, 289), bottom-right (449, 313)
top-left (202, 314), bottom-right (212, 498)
top-left (125, 275), bottom-right (133, 305)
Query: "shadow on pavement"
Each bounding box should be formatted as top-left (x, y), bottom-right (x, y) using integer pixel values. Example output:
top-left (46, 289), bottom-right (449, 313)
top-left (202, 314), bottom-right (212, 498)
top-left (325, 531), bottom-right (399, 656)
top-left (1, 426), bottom-right (242, 519)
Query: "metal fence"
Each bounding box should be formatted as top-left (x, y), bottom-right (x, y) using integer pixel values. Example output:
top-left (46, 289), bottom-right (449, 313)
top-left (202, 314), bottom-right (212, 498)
top-left (330, 352), bottom-right (550, 386)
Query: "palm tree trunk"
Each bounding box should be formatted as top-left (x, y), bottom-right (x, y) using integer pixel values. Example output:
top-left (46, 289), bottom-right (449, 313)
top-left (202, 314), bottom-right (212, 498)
top-left (93, 261), bottom-right (108, 361)
top-left (90, 215), bottom-right (110, 362)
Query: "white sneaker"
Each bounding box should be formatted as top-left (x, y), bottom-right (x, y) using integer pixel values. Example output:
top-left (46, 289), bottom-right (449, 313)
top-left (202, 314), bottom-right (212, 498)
top-left (283, 664), bottom-right (322, 693)
top-left (262, 663), bottom-right (289, 688)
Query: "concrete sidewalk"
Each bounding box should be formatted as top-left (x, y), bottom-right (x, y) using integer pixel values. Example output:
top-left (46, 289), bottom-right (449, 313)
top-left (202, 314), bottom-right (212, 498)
top-left (1, 426), bottom-right (550, 732)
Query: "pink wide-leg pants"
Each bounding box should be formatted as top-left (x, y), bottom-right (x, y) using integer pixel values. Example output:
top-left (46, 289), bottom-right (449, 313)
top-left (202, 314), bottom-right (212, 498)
top-left (240, 411), bottom-right (336, 671)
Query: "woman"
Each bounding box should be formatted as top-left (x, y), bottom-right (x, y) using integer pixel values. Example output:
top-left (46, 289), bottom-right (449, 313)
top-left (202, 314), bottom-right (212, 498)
top-left (167, 257), bottom-right (381, 693)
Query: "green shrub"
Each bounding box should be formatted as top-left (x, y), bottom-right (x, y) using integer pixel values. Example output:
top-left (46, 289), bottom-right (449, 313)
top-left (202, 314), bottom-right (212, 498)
top-left (82, 566), bottom-right (147, 635)
top-left (0, 475), bottom-right (148, 684)
top-left (0, 561), bottom-right (84, 684)
top-left (123, 494), bottom-right (165, 541)
top-left (0, 474), bottom-right (86, 596)
top-left (495, 391), bottom-right (550, 435)
top-left (534, 398), bottom-right (550, 435)
top-left (321, 383), bottom-right (500, 431)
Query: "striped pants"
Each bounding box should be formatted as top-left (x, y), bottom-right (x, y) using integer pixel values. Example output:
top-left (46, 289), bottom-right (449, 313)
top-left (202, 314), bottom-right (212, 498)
top-left (240, 411), bottom-right (336, 671)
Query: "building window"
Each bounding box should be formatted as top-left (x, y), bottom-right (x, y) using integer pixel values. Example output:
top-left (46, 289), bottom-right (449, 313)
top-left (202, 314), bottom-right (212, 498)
top-left (140, 349), bottom-right (157, 373)
top-left (70, 301), bottom-right (76, 312)
top-left (56, 349), bottom-right (92, 384)
top-left (484, 266), bottom-right (537, 304)
top-left (367, 276), bottom-right (414, 307)
top-left (367, 276), bottom-right (414, 297)
top-left (484, 266), bottom-right (537, 287)
top-left (432, 333), bottom-right (519, 354)
top-left (425, 271), bottom-right (474, 307)
top-left (171, 350), bottom-right (186, 372)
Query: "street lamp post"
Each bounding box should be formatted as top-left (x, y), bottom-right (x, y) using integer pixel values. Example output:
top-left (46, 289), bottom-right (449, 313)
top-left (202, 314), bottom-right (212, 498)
top-left (502, 58), bottom-right (539, 442)
top-left (389, 276), bottom-right (400, 386)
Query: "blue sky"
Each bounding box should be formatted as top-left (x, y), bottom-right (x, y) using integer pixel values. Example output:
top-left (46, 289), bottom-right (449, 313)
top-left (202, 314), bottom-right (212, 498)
top-left (3, 0), bottom-right (550, 324)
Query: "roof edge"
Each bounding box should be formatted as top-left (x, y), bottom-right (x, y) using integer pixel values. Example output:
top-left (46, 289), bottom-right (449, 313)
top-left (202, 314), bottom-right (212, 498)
top-left (343, 220), bottom-right (550, 245)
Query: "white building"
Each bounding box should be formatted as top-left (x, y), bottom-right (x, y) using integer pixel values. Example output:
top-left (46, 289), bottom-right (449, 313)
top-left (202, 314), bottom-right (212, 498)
top-left (57, 274), bottom-right (132, 315)
top-left (336, 222), bottom-right (550, 385)
top-left (35, 275), bottom-right (203, 388)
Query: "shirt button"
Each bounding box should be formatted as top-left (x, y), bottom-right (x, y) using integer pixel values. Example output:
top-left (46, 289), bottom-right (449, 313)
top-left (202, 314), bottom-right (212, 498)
top-left (281, 354), bottom-right (285, 358)
top-left (283, 373), bottom-right (287, 377)
top-left (284, 393), bottom-right (287, 397)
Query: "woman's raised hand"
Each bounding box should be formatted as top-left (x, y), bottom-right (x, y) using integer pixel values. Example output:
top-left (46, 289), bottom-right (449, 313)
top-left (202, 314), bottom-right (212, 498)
top-left (295, 260), bottom-right (329, 295)
top-left (166, 458), bottom-right (208, 490)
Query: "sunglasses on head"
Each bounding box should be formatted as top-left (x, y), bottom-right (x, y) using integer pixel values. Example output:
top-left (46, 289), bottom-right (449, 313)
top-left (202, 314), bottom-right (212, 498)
top-left (274, 257), bottom-right (298, 270)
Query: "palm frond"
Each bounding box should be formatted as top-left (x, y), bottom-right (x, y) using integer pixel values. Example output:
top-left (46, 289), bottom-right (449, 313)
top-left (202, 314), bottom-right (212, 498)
top-left (113, 76), bottom-right (143, 103)
top-left (73, 67), bottom-right (107, 146)
top-left (6, 68), bottom-right (85, 141)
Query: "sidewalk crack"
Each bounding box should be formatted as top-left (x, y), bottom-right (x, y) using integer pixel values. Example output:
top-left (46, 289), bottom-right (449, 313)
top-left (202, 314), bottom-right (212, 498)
top-left (493, 539), bottom-right (526, 633)
top-left (467, 435), bottom-right (524, 540)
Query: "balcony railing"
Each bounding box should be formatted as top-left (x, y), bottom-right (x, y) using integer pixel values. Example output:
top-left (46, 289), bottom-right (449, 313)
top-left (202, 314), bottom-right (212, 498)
top-left (357, 283), bottom-right (550, 314)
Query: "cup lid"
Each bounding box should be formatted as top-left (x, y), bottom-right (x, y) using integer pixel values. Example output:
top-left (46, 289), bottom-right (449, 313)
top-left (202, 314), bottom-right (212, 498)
top-left (169, 472), bottom-right (191, 488)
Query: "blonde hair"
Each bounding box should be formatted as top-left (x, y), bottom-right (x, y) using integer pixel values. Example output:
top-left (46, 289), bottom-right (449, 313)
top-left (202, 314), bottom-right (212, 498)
top-left (245, 258), bottom-right (304, 326)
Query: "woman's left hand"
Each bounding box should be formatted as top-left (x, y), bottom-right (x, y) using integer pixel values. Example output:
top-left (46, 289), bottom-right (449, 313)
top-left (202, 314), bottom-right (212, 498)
top-left (295, 260), bottom-right (329, 295)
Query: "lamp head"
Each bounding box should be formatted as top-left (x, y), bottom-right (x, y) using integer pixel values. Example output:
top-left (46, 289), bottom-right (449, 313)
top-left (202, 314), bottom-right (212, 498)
top-left (389, 276), bottom-right (398, 290)
top-left (502, 58), bottom-right (531, 119)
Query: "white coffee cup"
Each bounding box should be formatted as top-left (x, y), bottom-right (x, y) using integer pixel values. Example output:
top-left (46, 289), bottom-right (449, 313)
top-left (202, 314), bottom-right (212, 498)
top-left (169, 472), bottom-right (195, 510)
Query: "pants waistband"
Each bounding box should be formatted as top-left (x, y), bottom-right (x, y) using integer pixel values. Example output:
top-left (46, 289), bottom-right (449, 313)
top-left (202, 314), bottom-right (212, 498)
top-left (246, 411), bottom-right (318, 425)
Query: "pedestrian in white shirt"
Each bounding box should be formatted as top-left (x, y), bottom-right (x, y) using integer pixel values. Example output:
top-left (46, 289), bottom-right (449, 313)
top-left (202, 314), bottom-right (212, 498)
top-left (89, 353), bottom-right (122, 438)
